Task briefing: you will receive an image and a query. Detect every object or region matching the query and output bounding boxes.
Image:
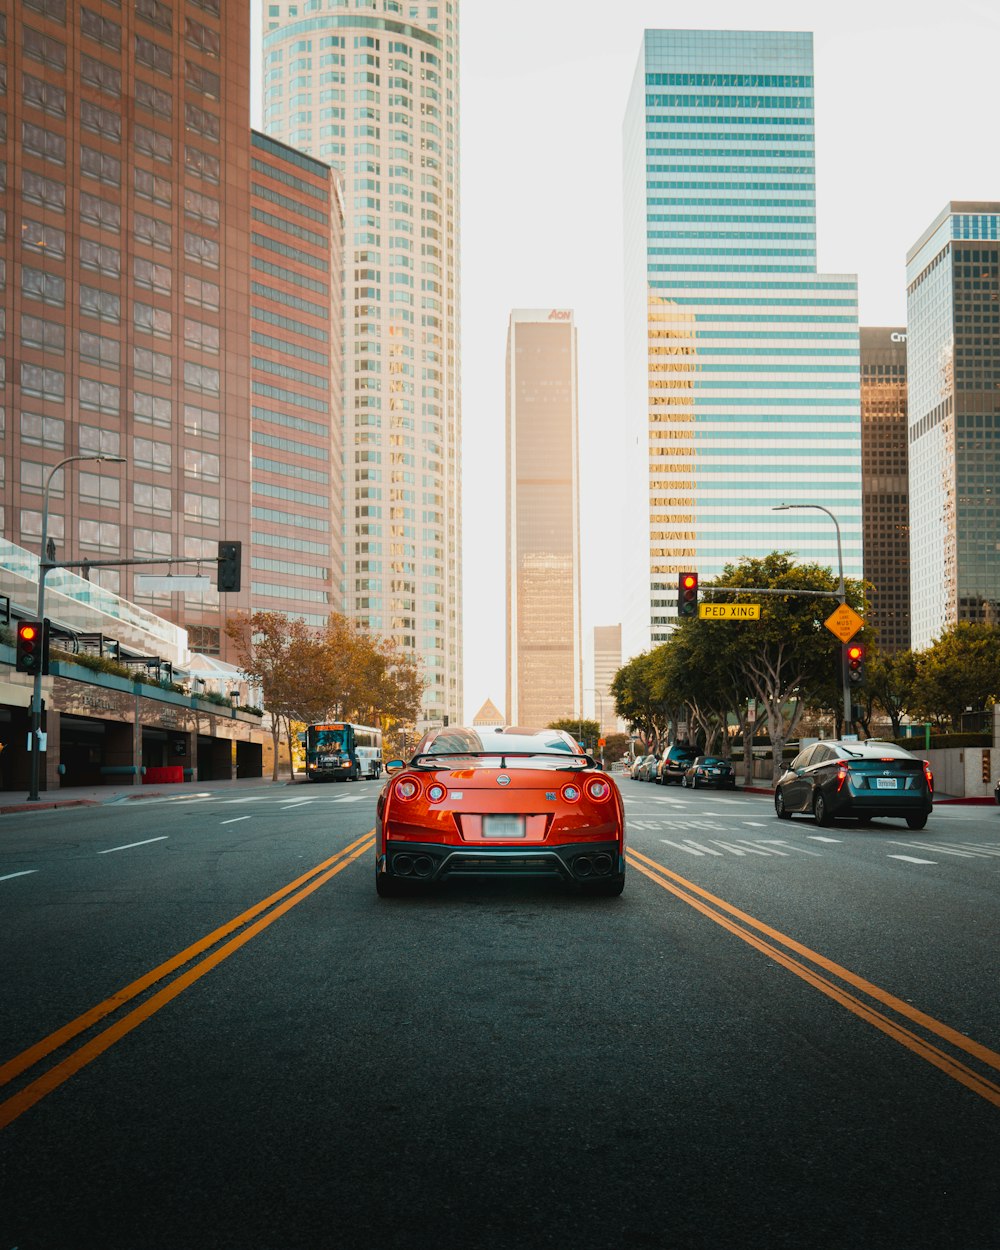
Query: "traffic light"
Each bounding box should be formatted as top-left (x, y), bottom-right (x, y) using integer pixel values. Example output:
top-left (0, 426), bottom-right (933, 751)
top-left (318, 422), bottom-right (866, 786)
top-left (982, 750), bottom-right (991, 785)
top-left (844, 642), bottom-right (865, 687)
top-left (677, 572), bottom-right (699, 618)
top-left (16, 620), bottom-right (49, 675)
top-left (217, 541), bottom-right (242, 592)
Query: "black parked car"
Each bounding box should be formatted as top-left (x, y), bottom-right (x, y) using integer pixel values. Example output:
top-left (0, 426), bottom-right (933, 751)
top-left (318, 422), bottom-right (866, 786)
top-left (681, 755), bottom-right (736, 790)
top-left (656, 743), bottom-right (701, 785)
top-left (774, 740), bottom-right (933, 829)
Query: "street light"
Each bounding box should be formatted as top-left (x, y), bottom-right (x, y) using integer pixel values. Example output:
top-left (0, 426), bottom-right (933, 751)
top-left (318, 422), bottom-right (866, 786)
top-left (772, 502), bottom-right (850, 726)
top-left (27, 454), bottom-right (127, 801)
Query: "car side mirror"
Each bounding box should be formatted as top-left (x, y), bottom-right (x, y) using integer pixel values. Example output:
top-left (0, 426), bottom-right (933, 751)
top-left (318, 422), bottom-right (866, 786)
top-left (384, 759), bottom-right (406, 774)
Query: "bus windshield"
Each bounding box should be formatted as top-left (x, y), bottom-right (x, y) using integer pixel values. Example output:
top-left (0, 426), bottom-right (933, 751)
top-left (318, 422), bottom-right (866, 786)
top-left (313, 728), bottom-right (348, 751)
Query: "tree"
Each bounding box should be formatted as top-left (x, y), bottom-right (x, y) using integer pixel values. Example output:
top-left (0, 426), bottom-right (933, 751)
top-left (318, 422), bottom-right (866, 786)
top-left (548, 718), bottom-right (601, 751)
top-left (225, 611), bottom-right (425, 780)
top-left (867, 650), bottom-right (919, 737)
top-left (910, 622), bottom-right (1000, 729)
top-left (610, 652), bottom-right (663, 750)
top-left (701, 553), bottom-right (867, 782)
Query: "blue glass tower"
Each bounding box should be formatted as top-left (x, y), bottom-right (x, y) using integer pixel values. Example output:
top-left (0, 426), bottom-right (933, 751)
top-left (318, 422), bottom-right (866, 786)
top-left (622, 30), bottom-right (861, 655)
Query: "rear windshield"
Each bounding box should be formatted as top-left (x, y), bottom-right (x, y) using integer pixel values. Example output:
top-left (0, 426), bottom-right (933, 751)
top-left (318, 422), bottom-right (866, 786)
top-left (413, 727), bottom-right (586, 769)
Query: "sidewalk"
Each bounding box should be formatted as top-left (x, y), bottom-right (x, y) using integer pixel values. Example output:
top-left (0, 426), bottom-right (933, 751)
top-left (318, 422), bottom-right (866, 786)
top-left (0, 773), bottom-right (299, 816)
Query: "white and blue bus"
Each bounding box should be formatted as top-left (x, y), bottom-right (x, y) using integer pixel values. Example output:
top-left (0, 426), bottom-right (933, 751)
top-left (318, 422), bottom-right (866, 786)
top-left (304, 722), bottom-right (382, 782)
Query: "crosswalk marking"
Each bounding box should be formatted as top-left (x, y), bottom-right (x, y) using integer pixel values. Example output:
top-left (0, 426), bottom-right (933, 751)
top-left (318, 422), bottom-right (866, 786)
top-left (890, 840), bottom-right (1000, 860)
top-left (660, 839), bottom-right (723, 857)
top-left (888, 854), bottom-right (936, 864)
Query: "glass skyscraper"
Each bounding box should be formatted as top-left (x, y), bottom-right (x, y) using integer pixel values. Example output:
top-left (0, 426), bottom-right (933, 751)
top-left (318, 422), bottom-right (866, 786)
top-left (622, 30), bottom-right (862, 657)
top-left (906, 202), bottom-right (1000, 650)
top-left (261, 0), bottom-right (461, 729)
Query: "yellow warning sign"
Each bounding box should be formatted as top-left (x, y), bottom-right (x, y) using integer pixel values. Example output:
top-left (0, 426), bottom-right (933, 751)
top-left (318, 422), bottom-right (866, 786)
top-left (824, 603), bottom-right (864, 643)
top-left (698, 603), bottom-right (761, 621)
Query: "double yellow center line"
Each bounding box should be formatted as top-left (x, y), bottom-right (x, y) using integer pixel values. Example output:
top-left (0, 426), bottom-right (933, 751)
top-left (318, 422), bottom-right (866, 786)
top-left (627, 848), bottom-right (1000, 1109)
top-left (0, 831), bottom-right (375, 1131)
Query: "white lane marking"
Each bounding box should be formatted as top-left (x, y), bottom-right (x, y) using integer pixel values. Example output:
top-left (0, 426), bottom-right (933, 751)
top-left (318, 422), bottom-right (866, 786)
top-left (333, 795), bottom-right (370, 803)
top-left (98, 836), bottom-right (169, 855)
top-left (705, 797), bottom-right (744, 805)
top-left (890, 840), bottom-right (982, 859)
top-left (279, 800), bottom-right (315, 809)
top-left (660, 839), bottom-right (724, 857)
top-left (1, 870), bottom-right (39, 882)
top-left (952, 842), bottom-right (1000, 857)
top-left (220, 816), bottom-right (252, 825)
top-left (711, 840), bottom-right (771, 857)
top-left (742, 821), bottom-right (768, 827)
top-left (807, 836), bottom-right (842, 843)
top-left (223, 797), bottom-right (270, 804)
top-left (758, 839), bottom-right (822, 857)
top-left (888, 854), bottom-right (936, 864)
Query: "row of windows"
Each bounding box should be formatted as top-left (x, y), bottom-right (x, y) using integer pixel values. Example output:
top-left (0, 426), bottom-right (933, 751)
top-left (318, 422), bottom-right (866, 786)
top-left (252, 306), bottom-right (328, 342)
top-left (647, 94), bottom-right (814, 110)
top-left (252, 330), bottom-right (328, 367)
top-left (252, 404), bottom-right (328, 438)
top-left (251, 556), bottom-right (328, 579)
top-left (253, 480), bottom-right (329, 508)
top-left (646, 73), bottom-right (814, 88)
top-left (252, 430), bottom-right (328, 461)
top-left (252, 529), bottom-right (329, 555)
top-left (253, 380), bottom-right (329, 414)
top-left (252, 582), bottom-right (329, 602)
top-left (251, 180), bottom-right (328, 225)
top-left (252, 257), bottom-right (328, 295)
top-left (252, 355), bottom-right (329, 390)
top-left (251, 234), bottom-right (329, 272)
top-left (252, 506), bottom-right (330, 533)
top-left (252, 206), bottom-right (327, 248)
top-left (250, 280), bottom-right (328, 319)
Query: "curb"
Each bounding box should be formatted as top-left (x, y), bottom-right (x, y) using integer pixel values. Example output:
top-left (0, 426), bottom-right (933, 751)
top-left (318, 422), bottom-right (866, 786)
top-left (0, 798), bottom-right (100, 815)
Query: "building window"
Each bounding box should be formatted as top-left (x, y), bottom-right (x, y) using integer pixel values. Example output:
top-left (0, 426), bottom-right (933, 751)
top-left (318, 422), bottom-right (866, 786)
top-left (80, 53), bottom-right (120, 96)
top-left (80, 145), bottom-right (121, 186)
top-left (78, 193), bottom-right (119, 233)
top-left (79, 330), bottom-right (120, 368)
top-left (79, 471), bottom-right (120, 507)
top-left (134, 212), bottom-right (172, 250)
top-left (133, 392), bottom-right (172, 428)
top-left (79, 379), bottom-right (120, 415)
top-left (80, 8), bottom-right (121, 50)
top-left (23, 27), bottom-right (67, 72)
top-left (23, 73), bottom-right (66, 117)
top-left (22, 171), bottom-right (66, 212)
top-left (135, 35), bottom-right (172, 76)
top-left (79, 521), bottom-right (120, 553)
top-left (23, 121), bottom-right (66, 164)
top-left (183, 492), bottom-right (220, 523)
top-left (20, 411), bottom-right (64, 450)
top-left (20, 219), bottom-right (66, 258)
top-left (133, 482), bottom-right (172, 517)
top-left (79, 239), bottom-right (121, 277)
top-left (80, 285), bottom-right (120, 323)
top-left (135, 79), bottom-right (173, 119)
top-left (21, 314), bottom-right (65, 353)
top-left (133, 436), bottom-right (172, 472)
top-left (20, 363), bottom-right (65, 401)
top-left (79, 425), bottom-right (120, 456)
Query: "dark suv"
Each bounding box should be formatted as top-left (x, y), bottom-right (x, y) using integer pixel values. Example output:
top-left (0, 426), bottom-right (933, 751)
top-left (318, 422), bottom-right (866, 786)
top-left (656, 743), bottom-right (701, 785)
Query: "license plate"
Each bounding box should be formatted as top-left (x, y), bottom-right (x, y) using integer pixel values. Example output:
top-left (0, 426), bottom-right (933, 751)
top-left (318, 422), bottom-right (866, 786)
top-left (875, 778), bottom-right (897, 789)
top-left (483, 815), bottom-right (525, 838)
top-left (709, 769), bottom-right (719, 774)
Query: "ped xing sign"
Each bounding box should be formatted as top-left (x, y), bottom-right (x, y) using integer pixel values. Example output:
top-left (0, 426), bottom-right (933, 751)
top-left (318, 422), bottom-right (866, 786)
top-left (698, 603), bottom-right (761, 621)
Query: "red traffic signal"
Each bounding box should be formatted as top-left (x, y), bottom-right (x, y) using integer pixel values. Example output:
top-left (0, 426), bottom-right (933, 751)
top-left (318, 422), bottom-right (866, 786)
top-left (677, 572), bottom-right (699, 618)
top-left (16, 620), bottom-right (48, 675)
top-left (845, 642), bottom-right (865, 686)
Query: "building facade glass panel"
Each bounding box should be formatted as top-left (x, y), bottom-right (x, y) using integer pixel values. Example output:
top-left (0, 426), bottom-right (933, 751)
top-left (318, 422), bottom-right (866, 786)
top-left (622, 30), bottom-right (862, 658)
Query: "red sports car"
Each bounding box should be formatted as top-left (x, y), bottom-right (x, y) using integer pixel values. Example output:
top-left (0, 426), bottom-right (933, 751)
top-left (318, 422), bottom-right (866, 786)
top-left (375, 726), bottom-right (626, 897)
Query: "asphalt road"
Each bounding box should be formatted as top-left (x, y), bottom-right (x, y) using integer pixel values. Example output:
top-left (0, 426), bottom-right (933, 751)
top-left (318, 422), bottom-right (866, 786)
top-left (1, 778), bottom-right (998, 1250)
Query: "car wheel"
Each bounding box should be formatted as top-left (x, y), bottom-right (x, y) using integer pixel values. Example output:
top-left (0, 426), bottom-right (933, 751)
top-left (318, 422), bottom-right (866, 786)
top-left (813, 791), bottom-right (834, 827)
top-left (905, 812), bottom-right (929, 830)
top-left (375, 869), bottom-right (410, 898)
top-left (691, 775), bottom-right (698, 790)
top-left (775, 789), bottom-right (792, 820)
top-left (580, 876), bottom-right (625, 898)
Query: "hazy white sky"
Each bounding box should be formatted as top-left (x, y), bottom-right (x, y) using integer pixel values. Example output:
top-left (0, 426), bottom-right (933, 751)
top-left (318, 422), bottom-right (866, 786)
top-left (252, 0), bottom-right (1000, 722)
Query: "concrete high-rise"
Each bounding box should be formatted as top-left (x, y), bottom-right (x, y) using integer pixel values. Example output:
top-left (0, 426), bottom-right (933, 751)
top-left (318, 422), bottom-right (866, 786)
top-left (260, 0), bottom-right (461, 728)
top-left (505, 309), bottom-right (581, 728)
top-left (591, 624), bottom-right (623, 736)
top-left (622, 30), bottom-right (862, 658)
top-left (1, 0), bottom-right (254, 661)
top-left (860, 327), bottom-right (910, 653)
top-left (906, 203), bottom-right (1000, 649)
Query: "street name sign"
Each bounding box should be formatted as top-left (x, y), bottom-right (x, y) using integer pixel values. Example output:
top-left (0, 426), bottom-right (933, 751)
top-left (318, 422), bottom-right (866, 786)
top-left (824, 603), bottom-right (863, 643)
top-left (698, 603), bottom-right (761, 621)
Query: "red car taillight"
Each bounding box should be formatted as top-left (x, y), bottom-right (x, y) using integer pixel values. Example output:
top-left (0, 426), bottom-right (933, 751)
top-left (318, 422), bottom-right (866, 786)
top-left (560, 783), bottom-right (581, 803)
top-left (393, 777), bottom-right (421, 801)
top-left (426, 783), bottom-right (446, 802)
top-left (836, 765), bottom-right (849, 792)
top-left (924, 762), bottom-right (934, 792)
top-left (585, 777), bottom-right (612, 801)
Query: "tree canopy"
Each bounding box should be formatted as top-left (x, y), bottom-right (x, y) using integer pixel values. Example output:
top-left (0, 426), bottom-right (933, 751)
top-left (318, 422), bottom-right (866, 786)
top-left (225, 611), bottom-right (423, 780)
